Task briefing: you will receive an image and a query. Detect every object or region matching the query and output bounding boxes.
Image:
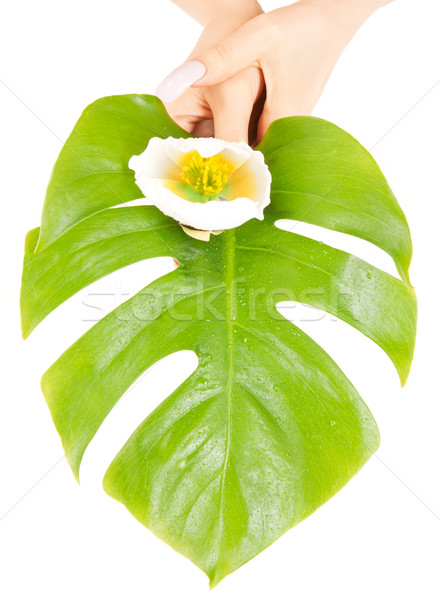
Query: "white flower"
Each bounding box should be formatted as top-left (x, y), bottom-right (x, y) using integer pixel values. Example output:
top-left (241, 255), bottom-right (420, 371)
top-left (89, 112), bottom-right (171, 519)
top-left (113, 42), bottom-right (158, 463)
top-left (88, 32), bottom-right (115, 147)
top-left (129, 137), bottom-right (271, 239)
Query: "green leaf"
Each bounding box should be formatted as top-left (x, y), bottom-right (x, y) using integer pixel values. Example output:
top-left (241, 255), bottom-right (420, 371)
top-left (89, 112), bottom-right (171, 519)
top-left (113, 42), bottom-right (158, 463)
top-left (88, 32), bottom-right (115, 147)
top-left (258, 117), bottom-right (413, 284)
top-left (20, 207), bottom-right (182, 339)
top-left (21, 95), bottom-right (417, 586)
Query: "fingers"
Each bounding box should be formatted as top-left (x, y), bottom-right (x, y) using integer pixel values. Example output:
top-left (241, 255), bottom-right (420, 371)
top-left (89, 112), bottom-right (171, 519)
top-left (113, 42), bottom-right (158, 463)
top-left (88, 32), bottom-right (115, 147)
top-left (192, 119), bottom-right (215, 138)
top-left (211, 94), bottom-right (251, 143)
top-left (208, 67), bottom-right (264, 143)
top-left (161, 87), bottom-right (212, 134)
top-left (256, 71), bottom-right (327, 144)
top-left (160, 66), bottom-right (264, 143)
top-left (155, 11), bottom-right (267, 143)
top-left (193, 14), bottom-right (270, 87)
top-left (156, 14), bottom-right (270, 105)
top-left (156, 61), bottom-right (206, 104)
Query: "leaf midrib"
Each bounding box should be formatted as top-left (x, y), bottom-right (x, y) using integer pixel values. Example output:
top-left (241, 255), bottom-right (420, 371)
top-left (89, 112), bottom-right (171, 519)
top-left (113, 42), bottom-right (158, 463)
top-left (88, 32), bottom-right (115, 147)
top-left (216, 230), bottom-right (235, 551)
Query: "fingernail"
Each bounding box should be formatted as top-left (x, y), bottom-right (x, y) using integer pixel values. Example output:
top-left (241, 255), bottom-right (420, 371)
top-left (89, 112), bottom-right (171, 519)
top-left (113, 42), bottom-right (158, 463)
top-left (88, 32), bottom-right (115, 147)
top-left (156, 60), bottom-right (206, 103)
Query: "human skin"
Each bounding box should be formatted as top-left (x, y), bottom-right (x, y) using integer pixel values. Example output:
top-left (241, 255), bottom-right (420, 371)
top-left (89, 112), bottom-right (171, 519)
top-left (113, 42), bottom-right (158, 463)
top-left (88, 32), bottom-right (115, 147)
top-left (158, 0), bottom-right (394, 144)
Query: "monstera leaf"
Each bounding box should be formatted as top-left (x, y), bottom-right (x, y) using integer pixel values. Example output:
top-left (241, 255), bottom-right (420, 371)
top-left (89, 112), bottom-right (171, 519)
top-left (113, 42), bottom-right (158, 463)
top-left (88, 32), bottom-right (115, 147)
top-left (21, 95), bottom-right (417, 587)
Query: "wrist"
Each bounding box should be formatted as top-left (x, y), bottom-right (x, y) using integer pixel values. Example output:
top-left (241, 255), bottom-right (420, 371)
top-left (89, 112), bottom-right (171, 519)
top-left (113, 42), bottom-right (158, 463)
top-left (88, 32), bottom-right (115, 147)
top-left (297, 0), bottom-right (389, 49)
top-left (319, 0), bottom-right (393, 25)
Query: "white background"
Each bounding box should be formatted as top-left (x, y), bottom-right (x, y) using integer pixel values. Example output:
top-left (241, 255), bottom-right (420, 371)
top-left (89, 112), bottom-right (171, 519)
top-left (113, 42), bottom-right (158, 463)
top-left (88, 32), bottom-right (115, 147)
top-left (1, 0), bottom-right (440, 597)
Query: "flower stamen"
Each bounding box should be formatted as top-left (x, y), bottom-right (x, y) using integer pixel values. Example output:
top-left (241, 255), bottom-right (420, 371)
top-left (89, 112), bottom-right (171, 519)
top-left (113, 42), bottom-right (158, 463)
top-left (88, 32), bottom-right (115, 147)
top-left (180, 151), bottom-right (234, 197)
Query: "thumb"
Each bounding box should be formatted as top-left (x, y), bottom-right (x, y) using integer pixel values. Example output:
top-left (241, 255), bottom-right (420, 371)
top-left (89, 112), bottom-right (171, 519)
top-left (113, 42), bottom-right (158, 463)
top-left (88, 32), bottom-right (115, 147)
top-left (209, 67), bottom-right (263, 143)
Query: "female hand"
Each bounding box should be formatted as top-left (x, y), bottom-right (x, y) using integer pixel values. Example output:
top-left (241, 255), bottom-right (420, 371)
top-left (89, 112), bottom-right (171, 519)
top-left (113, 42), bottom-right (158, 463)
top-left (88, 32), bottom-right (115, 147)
top-left (158, 0), bottom-right (391, 144)
top-left (157, 1), bottom-right (265, 143)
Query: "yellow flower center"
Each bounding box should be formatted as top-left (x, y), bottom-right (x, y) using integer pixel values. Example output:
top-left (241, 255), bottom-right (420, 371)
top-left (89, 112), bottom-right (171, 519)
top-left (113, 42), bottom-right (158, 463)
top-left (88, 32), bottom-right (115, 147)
top-left (180, 151), bottom-right (234, 196)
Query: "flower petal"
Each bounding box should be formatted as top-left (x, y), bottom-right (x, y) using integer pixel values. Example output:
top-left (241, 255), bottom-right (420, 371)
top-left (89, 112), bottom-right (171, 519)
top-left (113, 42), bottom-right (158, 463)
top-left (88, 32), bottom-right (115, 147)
top-left (129, 137), bottom-right (272, 232)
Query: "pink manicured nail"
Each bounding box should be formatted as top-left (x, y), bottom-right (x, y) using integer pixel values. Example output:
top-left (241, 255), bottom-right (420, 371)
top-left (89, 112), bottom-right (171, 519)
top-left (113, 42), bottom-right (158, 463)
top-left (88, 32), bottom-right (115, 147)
top-left (156, 60), bottom-right (206, 103)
